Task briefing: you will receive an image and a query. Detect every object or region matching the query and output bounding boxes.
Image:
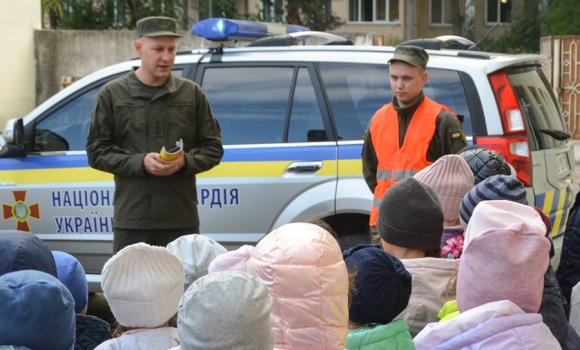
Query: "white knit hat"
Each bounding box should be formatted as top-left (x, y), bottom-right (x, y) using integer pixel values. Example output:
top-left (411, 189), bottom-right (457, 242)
top-left (101, 243), bottom-right (184, 328)
top-left (166, 234), bottom-right (227, 291)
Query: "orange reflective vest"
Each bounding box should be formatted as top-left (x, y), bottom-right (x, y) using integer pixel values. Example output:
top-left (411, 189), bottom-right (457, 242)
top-left (369, 97), bottom-right (444, 226)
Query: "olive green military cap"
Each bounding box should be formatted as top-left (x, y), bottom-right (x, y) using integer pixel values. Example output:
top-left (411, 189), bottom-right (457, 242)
top-left (137, 16), bottom-right (181, 38)
top-left (388, 45), bottom-right (429, 68)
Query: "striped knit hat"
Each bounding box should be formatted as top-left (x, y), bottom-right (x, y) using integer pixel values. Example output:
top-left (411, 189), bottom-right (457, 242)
top-left (459, 175), bottom-right (528, 228)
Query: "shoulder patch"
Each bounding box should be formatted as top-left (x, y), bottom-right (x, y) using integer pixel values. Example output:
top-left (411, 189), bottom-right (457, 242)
top-left (451, 129), bottom-right (462, 138)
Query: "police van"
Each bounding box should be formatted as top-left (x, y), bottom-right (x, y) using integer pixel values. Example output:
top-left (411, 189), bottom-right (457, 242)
top-left (0, 19), bottom-right (573, 290)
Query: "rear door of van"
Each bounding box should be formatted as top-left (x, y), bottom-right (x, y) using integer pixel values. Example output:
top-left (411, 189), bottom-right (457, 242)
top-left (508, 66), bottom-right (575, 237)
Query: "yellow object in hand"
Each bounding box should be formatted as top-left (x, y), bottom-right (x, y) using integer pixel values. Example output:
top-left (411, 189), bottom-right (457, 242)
top-left (160, 139), bottom-right (183, 161)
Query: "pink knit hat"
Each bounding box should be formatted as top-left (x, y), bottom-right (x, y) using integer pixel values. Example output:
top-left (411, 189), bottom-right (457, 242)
top-left (463, 200), bottom-right (546, 251)
top-left (208, 245), bottom-right (254, 273)
top-left (414, 155), bottom-right (473, 222)
top-left (457, 201), bottom-right (550, 314)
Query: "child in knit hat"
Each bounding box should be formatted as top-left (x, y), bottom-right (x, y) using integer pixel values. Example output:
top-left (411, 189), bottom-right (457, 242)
top-left (342, 244), bottom-right (414, 349)
top-left (459, 174), bottom-right (528, 228)
top-left (166, 234), bottom-right (227, 291)
top-left (0, 269), bottom-right (76, 350)
top-left (247, 222), bottom-right (349, 349)
top-left (52, 251), bottom-right (113, 350)
top-left (414, 200), bottom-right (561, 349)
top-left (456, 200), bottom-right (580, 349)
top-left (95, 243), bottom-right (184, 350)
top-left (208, 244), bottom-right (254, 273)
top-left (457, 145), bottom-right (516, 184)
top-left (0, 230), bottom-right (57, 277)
top-left (376, 177), bottom-right (459, 337)
top-left (169, 271), bottom-right (274, 350)
top-left (414, 154), bottom-right (474, 259)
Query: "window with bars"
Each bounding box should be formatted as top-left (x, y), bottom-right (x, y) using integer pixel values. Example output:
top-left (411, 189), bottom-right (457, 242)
top-left (348, 0), bottom-right (399, 23)
top-left (487, 0), bottom-right (512, 23)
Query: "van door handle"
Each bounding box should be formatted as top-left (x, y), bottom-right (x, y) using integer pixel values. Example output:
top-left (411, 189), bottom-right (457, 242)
top-left (286, 161), bottom-right (323, 173)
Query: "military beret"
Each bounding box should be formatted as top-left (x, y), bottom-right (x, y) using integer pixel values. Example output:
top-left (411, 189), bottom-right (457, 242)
top-left (388, 45), bottom-right (429, 68)
top-left (136, 16), bottom-right (181, 38)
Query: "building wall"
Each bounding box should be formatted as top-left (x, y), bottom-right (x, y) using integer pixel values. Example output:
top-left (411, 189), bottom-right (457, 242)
top-left (332, 0), bottom-right (406, 42)
top-left (0, 0), bottom-right (41, 127)
top-left (34, 30), bottom-right (209, 106)
top-left (332, 0), bottom-right (520, 43)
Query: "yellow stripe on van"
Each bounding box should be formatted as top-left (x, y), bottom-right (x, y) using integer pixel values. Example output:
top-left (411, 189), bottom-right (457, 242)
top-left (0, 168), bottom-right (113, 184)
top-left (0, 160), bottom-right (341, 185)
top-left (551, 188), bottom-right (567, 236)
top-left (338, 159), bottom-right (363, 176)
top-left (542, 190), bottom-right (555, 220)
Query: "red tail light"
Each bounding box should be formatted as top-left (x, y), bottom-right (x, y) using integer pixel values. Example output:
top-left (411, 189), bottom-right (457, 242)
top-left (479, 71), bottom-right (531, 186)
top-left (475, 136), bottom-right (531, 186)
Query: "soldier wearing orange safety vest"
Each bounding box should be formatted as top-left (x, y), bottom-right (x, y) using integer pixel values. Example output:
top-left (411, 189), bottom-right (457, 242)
top-left (362, 45), bottom-right (468, 230)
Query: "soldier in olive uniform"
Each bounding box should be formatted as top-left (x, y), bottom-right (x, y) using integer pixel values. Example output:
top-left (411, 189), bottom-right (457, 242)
top-left (363, 45), bottom-right (467, 236)
top-left (86, 17), bottom-right (224, 253)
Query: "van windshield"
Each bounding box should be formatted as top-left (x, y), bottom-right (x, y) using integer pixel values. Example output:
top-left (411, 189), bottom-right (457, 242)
top-left (508, 67), bottom-right (566, 150)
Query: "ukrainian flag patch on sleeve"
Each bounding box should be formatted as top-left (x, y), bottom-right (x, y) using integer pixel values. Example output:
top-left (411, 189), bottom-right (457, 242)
top-left (451, 129), bottom-right (462, 138)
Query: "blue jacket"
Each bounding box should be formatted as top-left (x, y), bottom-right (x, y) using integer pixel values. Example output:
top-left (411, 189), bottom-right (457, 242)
top-left (75, 314), bottom-right (112, 350)
top-left (557, 189), bottom-right (580, 305)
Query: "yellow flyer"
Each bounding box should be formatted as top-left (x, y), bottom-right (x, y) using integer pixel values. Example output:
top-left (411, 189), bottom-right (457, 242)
top-left (160, 139), bottom-right (183, 161)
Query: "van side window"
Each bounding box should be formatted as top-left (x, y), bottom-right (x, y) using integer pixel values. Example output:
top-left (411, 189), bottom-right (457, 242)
top-left (34, 84), bottom-right (102, 152)
top-left (318, 63), bottom-right (473, 139)
top-left (288, 68), bottom-right (326, 142)
top-left (201, 67), bottom-right (294, 145)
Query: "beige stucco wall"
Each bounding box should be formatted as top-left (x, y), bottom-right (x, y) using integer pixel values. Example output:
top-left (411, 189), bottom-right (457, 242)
top-left (333, 0), bottom-right (517, 42)
top-left (0, 0), bottom-right (41, 127)
top-left (332, 0), bottom-right (406, 43)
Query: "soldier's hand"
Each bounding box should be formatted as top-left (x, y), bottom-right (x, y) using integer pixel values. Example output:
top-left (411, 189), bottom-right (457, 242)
top-left (143, 152), bottom-right (180, 176)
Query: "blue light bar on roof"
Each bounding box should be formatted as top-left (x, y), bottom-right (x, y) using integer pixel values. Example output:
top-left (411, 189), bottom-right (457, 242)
top-left (192, 18), bottom-right (310, 41)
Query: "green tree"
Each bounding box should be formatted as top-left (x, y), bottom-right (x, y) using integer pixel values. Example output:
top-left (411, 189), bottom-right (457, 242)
top-left (197, 0), bottom-right (243, 21)
top-left (285, 0), bottom-right (345, 31)
top-left (480, 0), bottom-right (541, 53)
top-left (545, 0), bottom-right (580, 35)
top-left (42, 0), bottom-right (182, 30)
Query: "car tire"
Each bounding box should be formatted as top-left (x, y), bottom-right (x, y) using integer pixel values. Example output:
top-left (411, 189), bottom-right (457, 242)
top-left (338, 233), bottom-right (372, 252)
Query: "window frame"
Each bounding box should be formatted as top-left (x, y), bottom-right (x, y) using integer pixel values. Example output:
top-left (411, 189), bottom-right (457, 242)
top-left (485, 0), bottom-right (512, 25)
top-left (195, 62), bottom-right (336, 145)
top-left (347, 0), bottom-right (400, 24)
top-left (430, 0), bottom-right (452, 27)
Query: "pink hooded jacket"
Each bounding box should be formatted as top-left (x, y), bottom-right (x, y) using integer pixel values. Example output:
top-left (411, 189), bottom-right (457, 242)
top-left (413, 300), bottom-right (561, 349)
top-left (247, 223), bottom-right (349, 349)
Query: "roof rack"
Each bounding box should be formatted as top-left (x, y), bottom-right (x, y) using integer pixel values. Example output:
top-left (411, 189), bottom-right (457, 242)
top-left (247, 31), bottom-right (353, 47)
top-left (399, 36), bottom-right (476, 51)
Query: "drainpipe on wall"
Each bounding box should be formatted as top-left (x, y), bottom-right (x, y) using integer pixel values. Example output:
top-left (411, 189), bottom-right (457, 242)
top-left (405, 0), bottom-right (415, 40)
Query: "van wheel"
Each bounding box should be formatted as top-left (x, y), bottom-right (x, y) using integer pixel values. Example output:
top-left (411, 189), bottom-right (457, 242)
top-left (338, 233), bottom-right (372, 252)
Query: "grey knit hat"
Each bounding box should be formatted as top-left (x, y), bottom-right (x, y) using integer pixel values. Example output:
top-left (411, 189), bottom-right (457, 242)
top-left (377, 177), bottom-right (444, 251)
top-left (177, 271), bottom-right (274, 350)
top-left (459, 174), bottom-right (528, 228)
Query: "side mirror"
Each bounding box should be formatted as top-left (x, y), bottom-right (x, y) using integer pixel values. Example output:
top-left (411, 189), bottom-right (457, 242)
top-left (0, 118), bottom-right (26, 157)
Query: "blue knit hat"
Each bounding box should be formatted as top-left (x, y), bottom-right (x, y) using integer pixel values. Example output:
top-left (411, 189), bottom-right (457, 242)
top-left (0, 270), bottom-right (76, 350)
top-left (0, 230), bottom-right (57, 278)
top-left (52, 251), bottom-right (89, 314)
top-left (343, 244), bottom-right (412, 325)
top-left (459, 175), bottom-right (528, 228)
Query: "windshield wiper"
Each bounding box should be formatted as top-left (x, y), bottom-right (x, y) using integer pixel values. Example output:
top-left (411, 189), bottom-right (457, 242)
top-left (539, 129), bottom-right (572, 141)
